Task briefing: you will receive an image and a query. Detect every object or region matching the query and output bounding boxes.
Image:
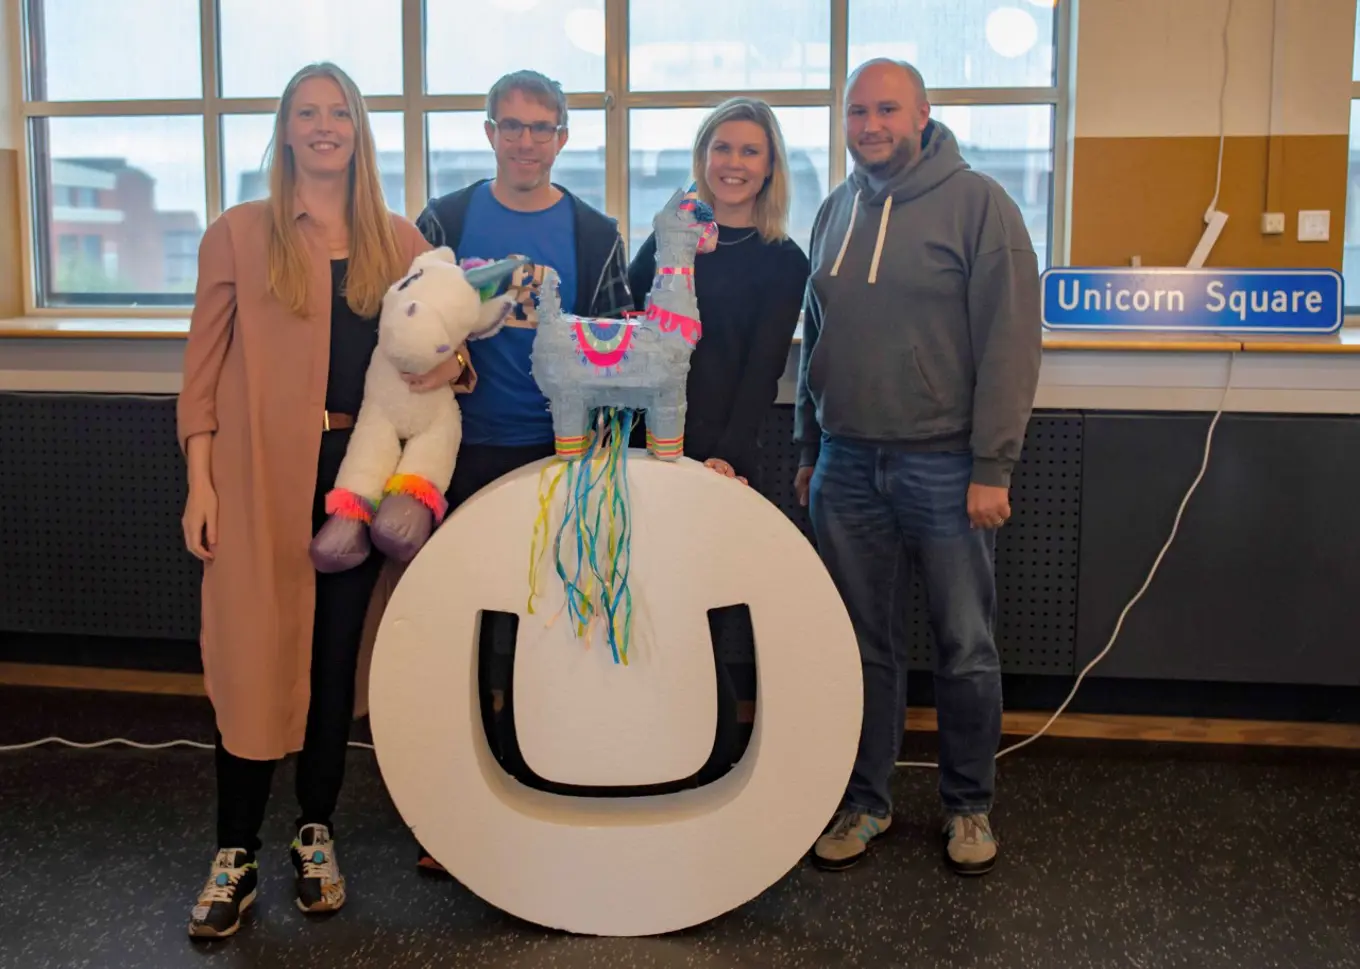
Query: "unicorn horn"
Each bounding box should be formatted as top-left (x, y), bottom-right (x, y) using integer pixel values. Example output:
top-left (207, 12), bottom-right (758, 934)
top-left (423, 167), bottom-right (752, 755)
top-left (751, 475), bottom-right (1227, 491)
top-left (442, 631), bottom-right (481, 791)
top-left (464, 256), bottom-right (527, 298)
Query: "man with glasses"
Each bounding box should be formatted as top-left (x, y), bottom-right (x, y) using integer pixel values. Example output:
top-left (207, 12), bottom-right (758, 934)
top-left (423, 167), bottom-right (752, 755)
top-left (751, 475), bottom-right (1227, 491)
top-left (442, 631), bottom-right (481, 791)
top-left (408, 68), bottom-right (632, 875)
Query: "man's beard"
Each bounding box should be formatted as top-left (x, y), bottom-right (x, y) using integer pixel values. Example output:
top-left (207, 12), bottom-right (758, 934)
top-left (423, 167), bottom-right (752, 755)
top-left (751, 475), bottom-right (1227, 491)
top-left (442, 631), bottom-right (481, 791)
top-left (849, 137), bottom-right (917, 180)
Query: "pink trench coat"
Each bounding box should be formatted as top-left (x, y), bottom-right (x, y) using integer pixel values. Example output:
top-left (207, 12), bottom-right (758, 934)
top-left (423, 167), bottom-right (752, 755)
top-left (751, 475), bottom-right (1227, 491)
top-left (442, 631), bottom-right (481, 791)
top-left (177, 200), bottom-right (470, 761)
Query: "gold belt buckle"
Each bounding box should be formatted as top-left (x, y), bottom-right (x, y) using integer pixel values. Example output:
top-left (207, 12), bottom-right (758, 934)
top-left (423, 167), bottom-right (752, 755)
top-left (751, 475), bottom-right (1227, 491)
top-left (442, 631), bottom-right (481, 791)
top-left (323, 410), bottom-right (330, 432)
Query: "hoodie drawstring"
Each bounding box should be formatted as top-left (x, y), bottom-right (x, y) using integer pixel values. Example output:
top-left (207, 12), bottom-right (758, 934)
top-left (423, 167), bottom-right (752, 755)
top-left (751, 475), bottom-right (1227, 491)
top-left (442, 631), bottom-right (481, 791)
top-left (868, 195), bottom-right (892, 285)
top-left (827, 190), bottom-right (894, 285)
top-left (828, 192), bottom-right (858, 278)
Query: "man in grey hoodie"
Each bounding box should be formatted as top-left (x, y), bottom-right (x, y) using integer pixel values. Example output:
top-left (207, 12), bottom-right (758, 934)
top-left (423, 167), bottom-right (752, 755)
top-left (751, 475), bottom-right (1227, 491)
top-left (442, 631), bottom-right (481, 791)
top-left (795, 59), bottom-right (1041, 876)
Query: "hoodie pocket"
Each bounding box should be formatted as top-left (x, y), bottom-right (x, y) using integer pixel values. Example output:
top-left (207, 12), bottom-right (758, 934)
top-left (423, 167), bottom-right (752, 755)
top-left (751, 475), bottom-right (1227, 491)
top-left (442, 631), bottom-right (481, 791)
top-left (907, 346), bottom-right (942, 406)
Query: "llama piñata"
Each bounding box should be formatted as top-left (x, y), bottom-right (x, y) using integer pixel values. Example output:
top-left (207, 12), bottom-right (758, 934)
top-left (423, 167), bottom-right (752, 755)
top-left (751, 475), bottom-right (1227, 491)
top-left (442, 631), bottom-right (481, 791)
top-left (530, 183), bottom-right (717, 461)
top-left (524, 184), bottom-right (717, 664)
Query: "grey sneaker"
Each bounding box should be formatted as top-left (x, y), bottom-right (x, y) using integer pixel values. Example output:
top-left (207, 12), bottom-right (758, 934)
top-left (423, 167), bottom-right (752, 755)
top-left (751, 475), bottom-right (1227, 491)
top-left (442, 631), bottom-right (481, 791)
top-left (944, 813), bottom-right (997, 875)
top-left (812, 809), bottom-right (891, 871)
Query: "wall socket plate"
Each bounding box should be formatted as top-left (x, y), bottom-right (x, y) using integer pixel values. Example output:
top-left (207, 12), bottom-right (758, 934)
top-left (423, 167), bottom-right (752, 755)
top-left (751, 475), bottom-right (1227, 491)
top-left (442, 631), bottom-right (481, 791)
top-left (1298, 210), bottom-right (1331, 242)
top-left (1261, 212), bottom-right (1285, 235)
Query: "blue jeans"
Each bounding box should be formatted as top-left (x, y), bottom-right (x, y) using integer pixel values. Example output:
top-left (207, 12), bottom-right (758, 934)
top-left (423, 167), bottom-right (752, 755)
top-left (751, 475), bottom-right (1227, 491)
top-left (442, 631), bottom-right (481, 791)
top-left (809, 436), bottom-right (1002, 819)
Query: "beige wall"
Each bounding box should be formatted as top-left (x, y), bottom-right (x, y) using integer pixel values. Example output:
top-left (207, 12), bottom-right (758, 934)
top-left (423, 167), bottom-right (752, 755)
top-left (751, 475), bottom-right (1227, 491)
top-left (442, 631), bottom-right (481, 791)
top-left (1070, 0), bottom-right (1358, 268)
top-left (1, 2), bottom-right (21, 317)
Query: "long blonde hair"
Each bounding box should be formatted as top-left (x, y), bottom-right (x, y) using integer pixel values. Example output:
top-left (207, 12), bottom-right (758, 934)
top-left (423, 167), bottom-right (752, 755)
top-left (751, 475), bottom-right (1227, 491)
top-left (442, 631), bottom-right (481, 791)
top-left (264, 62), bottom-right (404, 318)
top-left (691, 97), bottom-right (793, 243)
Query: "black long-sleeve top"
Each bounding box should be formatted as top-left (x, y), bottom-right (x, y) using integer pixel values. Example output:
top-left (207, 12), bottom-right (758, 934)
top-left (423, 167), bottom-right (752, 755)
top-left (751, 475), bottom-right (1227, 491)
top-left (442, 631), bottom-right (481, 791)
top-left (324, 259), bottom-right (378, 416)
top-left (628, 224), bottom-right (810, 485)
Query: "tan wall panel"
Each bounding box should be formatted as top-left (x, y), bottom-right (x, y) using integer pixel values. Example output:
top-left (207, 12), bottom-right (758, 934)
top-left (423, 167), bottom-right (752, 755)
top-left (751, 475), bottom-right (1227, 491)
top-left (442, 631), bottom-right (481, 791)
top-left (1070, 134), bottom-right (1348, 269)
top-left (1075, 0), bottom-right (1356, 138)
top-left (0, 148), bottom-right (21, 317)
top-left (0, 2), bottom-right (16, 152)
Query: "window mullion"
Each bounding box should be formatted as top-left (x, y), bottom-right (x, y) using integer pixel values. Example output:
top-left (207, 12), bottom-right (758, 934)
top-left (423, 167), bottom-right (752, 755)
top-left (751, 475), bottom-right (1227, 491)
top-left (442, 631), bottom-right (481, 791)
top-left (830, 0), bottom-right (848, 192)
top-left (605, 0), bottom-right (629, 228)
top-left (402, 0), bottom-right (425, 220)
top-left (202, 0), bottom-right (222, 224)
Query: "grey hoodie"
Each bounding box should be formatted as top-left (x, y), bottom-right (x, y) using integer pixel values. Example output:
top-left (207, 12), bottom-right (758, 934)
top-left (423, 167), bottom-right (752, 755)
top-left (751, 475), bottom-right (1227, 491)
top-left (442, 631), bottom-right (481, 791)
top-left (794, 119), bottom-right (1041, 488)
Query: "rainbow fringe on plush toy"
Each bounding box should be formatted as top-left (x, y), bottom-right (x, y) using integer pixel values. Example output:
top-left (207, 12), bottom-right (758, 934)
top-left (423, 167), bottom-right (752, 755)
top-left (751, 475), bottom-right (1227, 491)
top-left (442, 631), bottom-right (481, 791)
top-left (528, 408), bottom-right (636, 665)
top-left (383, 473), bottom-right (449, 523)
top-left (324, 489), bottom-right (377, 524)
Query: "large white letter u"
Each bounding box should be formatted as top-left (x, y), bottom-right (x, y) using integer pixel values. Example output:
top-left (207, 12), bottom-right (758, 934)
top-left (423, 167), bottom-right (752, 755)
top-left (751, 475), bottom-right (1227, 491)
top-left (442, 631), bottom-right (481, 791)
top-left (369, 457), bottom-right (863, 937)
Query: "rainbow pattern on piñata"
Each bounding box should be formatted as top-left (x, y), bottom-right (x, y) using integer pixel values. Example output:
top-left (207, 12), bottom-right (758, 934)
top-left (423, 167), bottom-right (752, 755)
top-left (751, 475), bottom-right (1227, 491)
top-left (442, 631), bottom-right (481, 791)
top-left (570, 317), bottom-right (636, 372)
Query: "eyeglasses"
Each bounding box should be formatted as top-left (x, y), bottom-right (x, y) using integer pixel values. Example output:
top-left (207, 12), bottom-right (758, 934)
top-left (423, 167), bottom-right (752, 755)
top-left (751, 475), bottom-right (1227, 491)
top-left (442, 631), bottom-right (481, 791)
top-left (490, 118), bottom-right (564, 143)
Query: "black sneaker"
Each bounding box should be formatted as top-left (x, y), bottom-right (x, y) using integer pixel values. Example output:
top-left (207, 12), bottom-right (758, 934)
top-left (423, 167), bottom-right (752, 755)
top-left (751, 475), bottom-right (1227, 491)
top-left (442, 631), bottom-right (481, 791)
top-left (188, 848), bottom-right (258, 939)
top-left (290, 823), bottom-right (346, 913)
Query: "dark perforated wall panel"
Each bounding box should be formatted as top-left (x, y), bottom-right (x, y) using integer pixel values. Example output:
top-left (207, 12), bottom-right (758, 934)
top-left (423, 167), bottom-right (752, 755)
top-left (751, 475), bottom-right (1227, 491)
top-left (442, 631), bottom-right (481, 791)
top-left (752, 407), bottom-right (1082, 676)
top-left (0, 393), bottom-right (200, 640)
top-left (1077, 413), bottom-right (1360, 686)
top-left (753, 406), bottom-right (813, 539)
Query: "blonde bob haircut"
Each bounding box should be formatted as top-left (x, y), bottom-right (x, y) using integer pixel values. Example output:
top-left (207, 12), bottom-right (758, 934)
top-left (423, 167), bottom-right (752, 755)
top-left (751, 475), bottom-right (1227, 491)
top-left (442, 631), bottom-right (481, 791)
top-left (690, 97), bottom-right (792, 243)
top-left (264, 61), bottom-right (405, 319)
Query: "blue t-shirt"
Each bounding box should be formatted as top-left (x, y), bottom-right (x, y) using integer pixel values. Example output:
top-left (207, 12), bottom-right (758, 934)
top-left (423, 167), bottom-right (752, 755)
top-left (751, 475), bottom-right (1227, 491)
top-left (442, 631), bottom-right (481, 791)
top-left (456, 182), bottom-right (579, 446)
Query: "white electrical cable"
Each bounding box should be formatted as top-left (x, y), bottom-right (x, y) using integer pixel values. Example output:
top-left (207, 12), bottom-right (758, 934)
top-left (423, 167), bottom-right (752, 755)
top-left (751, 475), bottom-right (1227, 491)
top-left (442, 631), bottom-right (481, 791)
top-left (1205, 0), bottom-right (1234, 220)
top-left (898, 352), bottom-right (1238, 769)
top-left (0, 735), bottom-right (374, 753)
top-left (3, 356), bottom-right (1238, 766)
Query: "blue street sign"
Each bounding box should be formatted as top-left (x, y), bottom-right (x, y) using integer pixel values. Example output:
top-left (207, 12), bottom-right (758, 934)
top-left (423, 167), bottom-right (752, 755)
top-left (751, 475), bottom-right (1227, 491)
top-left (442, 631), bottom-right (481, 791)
top-left (1040, 267), bottom-right (1345, 334)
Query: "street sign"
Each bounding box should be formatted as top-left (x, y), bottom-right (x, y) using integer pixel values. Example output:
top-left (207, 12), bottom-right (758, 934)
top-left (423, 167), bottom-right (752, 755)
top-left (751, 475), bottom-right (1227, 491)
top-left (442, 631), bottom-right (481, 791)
top-left (1040, 267), bottom-right (1345, 334)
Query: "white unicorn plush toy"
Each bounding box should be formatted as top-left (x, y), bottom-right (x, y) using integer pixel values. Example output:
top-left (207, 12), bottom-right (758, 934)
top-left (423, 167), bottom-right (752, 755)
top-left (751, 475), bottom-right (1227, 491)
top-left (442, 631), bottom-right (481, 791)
top-left (309, 248), bottom-right (523, 572)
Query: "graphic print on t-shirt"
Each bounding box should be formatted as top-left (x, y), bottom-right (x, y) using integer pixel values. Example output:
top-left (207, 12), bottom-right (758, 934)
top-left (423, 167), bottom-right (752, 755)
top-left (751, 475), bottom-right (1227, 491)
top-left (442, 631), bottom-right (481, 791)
top-left (500, 260), bottom-right (549, 329)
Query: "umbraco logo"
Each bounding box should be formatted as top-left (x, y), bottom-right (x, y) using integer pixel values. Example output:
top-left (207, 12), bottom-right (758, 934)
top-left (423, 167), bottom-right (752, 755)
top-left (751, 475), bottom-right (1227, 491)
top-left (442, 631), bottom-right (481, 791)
top-left (369, 457), bottom-right (863, 936)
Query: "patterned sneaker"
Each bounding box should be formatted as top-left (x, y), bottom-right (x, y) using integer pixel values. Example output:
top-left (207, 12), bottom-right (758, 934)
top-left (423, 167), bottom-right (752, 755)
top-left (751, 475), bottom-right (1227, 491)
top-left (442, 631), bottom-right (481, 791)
top-left (812, 809), bottom-right (891, 871)
top-left (290, 823), bottom-right (346, 913)
top-left (188, 848), bottom-right (258, 939)
top-left (944, 813), bottom-right (998, 875)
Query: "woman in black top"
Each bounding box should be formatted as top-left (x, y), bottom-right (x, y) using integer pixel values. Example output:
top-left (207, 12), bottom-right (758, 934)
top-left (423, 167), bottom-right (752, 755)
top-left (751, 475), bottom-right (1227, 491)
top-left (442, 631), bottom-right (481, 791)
top-left (627, 98), bottom-right (810, 787)
top-left (629, 97), bottom-right (810, 491)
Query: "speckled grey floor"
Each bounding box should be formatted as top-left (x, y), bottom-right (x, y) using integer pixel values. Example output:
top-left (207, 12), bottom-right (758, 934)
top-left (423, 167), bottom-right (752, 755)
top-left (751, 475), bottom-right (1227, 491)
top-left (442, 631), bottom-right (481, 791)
top-left (2, 685), bottom-right (1359, 969)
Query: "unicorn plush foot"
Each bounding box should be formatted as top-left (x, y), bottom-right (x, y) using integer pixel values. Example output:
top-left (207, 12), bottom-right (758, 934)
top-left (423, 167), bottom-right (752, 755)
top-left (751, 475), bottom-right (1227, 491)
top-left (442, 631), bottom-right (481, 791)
top-left (370, 493), bottom-right (434, 562)
top-left (311, 488), bottom-right (378, 572)
top-left (311, 517), bottom-right (373, 573)
top-left (369, 474), bottom-right (447, 563)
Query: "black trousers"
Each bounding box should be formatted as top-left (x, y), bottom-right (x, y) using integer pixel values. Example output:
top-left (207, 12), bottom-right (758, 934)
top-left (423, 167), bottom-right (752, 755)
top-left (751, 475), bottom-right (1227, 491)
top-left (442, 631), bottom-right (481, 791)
top-left (448, 442), bottom-right (743, 796)
top-left (215, 429), bottom-right (385, 853)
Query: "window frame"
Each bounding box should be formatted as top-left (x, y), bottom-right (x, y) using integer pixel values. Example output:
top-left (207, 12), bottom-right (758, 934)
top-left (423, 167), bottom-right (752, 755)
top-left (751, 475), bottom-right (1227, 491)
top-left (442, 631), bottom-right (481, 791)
top-left (1347, 6), bottom-right (1360, 316)
top-left (9, 0), bottom-right (1074, 319)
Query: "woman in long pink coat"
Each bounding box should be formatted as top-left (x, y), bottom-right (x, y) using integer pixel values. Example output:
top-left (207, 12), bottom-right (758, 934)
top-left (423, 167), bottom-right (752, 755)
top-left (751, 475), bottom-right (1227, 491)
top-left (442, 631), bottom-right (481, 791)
top-left (176, 62), bottom-right (475, 940)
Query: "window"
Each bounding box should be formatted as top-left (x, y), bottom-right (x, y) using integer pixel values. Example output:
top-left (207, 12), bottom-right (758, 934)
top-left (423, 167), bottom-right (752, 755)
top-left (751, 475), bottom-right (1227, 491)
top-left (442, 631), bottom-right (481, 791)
top-left (13, 0), bottom-right (1069, 315)
top-left (163, 230), bottom-right (199, 288)
top-left (629, 0), bottom-right (831, 92)
top-left (848, 1), bottom-right (1060, 268)
top-left (1345, 10), bottom-right (1360, 306)
top-left (426, 111), bottom-right (609, 217)
top-left (217, 0), bottom-right (404, 98)
top-left (425, 0), bottom-right (606, 95)
top-left (34, 115), bottom-right (206, 304)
